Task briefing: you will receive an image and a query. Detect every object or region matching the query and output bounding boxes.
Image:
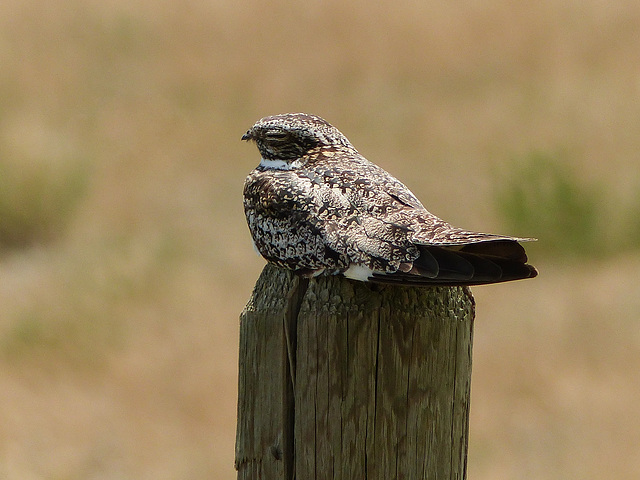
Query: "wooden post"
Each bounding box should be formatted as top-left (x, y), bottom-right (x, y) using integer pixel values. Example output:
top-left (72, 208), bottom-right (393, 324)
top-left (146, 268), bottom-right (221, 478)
top-left (235, 263), bottom-right (475, 479)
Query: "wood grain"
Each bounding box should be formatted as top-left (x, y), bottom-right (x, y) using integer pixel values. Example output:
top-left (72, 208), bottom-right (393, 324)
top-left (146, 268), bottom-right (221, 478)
top-left (236, 264), bottom-right (474, 479)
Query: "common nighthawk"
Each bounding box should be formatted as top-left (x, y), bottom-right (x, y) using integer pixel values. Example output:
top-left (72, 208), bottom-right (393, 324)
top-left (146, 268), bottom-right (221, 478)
top-left (242, 113), bottom-right (537, 286)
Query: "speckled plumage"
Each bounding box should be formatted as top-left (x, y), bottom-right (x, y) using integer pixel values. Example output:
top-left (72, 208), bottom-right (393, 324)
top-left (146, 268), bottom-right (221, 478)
top-left (242, 113), bottom-right (537, 285)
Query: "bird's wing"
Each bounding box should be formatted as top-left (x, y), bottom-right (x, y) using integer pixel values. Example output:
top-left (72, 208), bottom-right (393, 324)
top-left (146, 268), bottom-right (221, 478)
top-left (321, 161), bottom-right (538, 284)
top-left (332, 159), bottom-right (537, 260)
top-left (309, 176), bottom-right (423, 273)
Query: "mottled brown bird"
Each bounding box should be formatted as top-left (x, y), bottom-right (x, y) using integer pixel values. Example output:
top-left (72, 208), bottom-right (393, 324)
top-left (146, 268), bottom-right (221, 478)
top-left (242, 113), bottom-right (537, 286)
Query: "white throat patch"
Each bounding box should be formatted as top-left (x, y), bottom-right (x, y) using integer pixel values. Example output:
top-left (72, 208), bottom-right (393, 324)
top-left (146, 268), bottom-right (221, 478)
top-left (259, 158), bottom-right (304, 170)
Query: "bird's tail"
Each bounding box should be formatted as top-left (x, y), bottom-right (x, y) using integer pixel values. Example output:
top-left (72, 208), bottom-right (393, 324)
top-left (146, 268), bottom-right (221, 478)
top-left (369, 240), bottom-right (538, 286)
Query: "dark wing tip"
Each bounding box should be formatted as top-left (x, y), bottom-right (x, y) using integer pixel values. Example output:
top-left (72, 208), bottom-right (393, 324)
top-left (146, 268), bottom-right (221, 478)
top-left (367, 241), bottom-right (537, 286)
top-left (526, 264), bottom-right (539, 279)
top-left (459, 239), bottom-right (529, 262)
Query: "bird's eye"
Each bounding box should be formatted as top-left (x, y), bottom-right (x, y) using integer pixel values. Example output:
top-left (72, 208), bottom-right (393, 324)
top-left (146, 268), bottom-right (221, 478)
top-left (265, 131), bottom-right (288, 140)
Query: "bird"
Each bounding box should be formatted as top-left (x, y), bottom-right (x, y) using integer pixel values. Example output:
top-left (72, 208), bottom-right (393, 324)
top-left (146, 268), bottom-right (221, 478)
top-left (242, 113), bottom-right (537, 286)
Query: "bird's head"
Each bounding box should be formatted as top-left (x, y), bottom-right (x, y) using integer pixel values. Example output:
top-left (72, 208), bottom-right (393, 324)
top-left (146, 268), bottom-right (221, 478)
top-left (242, 113), bottom-right (354, 170)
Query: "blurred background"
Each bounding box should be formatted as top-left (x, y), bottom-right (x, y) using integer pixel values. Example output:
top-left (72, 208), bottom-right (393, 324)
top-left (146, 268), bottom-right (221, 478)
top-left (1, 0), bottom-right (639, 478)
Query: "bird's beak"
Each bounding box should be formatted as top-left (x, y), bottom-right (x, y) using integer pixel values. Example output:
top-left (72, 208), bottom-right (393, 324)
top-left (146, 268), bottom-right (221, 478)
top-left (241, 130), bottom-right (252, 141)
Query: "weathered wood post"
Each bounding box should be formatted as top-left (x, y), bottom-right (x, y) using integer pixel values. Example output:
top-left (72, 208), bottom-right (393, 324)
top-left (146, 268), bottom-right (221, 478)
top-left (235, 263), bottom-right (475, 479)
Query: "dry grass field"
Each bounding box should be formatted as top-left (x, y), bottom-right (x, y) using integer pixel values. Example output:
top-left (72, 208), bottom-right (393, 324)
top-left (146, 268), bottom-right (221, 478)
top-left (1, 0), bottom-right (639, 478)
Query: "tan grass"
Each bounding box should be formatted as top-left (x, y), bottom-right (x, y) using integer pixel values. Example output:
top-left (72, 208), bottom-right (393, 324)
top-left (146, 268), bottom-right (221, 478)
top-left (0, 0), bottom-right (639, 478)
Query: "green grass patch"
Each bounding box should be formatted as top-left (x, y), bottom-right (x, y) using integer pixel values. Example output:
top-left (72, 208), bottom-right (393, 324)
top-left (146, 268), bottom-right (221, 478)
top-left (0, 146), bottom-right (89, 250)
top-left (495, 151), bottom-right (605, 257)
